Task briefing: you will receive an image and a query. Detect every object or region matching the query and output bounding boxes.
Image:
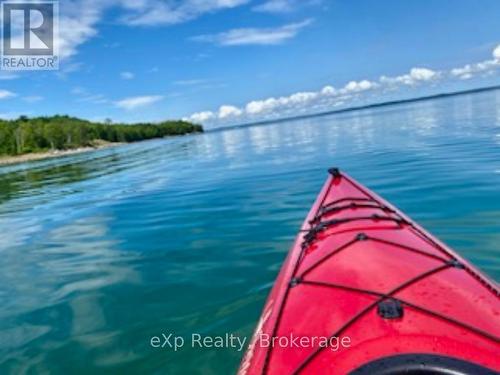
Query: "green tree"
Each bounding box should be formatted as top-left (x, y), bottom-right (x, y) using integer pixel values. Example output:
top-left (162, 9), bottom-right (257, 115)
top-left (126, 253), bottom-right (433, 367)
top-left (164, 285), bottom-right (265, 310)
top-left (0, 116), bottom-right (203, 156)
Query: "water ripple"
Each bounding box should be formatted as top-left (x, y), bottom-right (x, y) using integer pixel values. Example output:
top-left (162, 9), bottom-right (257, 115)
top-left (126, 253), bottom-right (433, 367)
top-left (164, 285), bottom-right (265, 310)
top-left (1, 90), bottom-right (499, 374)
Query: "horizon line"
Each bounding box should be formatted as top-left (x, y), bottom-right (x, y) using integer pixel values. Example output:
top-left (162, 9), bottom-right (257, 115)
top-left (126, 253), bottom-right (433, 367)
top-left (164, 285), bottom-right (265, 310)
top-left (207, 84), bottom-right (500, 133)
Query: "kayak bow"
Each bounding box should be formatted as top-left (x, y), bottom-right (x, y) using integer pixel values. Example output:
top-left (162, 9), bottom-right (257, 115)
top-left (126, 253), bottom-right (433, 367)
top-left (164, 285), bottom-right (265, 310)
top-left (239, 169), bottom-right (500, 375)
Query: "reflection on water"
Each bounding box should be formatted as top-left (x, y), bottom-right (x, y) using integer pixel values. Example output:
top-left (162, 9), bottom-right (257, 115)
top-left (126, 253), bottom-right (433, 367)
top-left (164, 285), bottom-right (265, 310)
top-left (0, 89), bottom-right (499, 374)
top-left (0, 162), bottom-right (90, 205)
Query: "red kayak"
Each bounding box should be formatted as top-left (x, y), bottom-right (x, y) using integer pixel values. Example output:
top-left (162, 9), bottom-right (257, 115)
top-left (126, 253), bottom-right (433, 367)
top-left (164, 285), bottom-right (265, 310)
top-left (239, 169), bottom-right (500, 375)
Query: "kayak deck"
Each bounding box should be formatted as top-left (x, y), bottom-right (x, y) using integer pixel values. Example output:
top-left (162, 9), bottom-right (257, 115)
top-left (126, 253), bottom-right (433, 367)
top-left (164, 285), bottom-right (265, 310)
top-left (239, 169), bottom-right (500, 375)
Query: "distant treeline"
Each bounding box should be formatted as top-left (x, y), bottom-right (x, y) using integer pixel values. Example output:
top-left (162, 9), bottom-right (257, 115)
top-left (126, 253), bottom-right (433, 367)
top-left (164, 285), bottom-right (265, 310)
top-left (0, 115), bottom-right (203, 156)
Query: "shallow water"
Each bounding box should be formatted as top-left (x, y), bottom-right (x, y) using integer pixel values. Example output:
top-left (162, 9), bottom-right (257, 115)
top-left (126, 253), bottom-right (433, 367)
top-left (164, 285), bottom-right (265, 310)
top-left (1, 89), bottom-right (499, 374)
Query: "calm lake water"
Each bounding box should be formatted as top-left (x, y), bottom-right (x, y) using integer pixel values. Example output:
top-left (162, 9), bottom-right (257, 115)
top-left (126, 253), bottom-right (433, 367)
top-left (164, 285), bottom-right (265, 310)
top-left (1, 89), bottom-right (500, 374)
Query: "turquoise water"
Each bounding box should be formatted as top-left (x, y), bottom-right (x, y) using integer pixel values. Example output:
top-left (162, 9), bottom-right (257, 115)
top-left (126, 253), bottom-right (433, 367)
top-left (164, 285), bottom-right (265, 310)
top-left (1, 89), bottom-right (499, 374)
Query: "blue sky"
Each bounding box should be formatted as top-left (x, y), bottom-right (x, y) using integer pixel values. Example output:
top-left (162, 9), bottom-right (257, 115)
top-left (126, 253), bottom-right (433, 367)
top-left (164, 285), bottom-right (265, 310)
top-left (0, 0), bottom-right (500, 127)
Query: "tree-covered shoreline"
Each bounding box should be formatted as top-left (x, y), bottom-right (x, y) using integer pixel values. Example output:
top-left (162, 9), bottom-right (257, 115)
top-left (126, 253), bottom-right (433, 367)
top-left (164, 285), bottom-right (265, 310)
top-left (0, 115), bottom-right (203, 156)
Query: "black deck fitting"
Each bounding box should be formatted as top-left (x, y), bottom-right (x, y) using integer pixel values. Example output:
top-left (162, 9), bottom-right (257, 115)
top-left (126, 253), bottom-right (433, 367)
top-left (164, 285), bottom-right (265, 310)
top-left (326, 220), bottom-right (339, 226)
top-left (289, 277), bottom-right (301, 287)
top-left (448, 259), bottom-right (465, 269)
top-left (377, 299), bottom-right (404, 319)
top-left (356, 233), bottom-right (368, 241)
top-left (328, 168), bottom-right (341, 178)
top-left (304, 228), bottom-right (319, 243)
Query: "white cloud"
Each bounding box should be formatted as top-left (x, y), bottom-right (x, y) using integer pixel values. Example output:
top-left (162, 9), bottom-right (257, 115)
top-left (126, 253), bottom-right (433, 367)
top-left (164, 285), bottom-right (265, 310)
top-left (321, 85), bottom-right (336, 95)
top-left (341, 80), bottom-right (376, 94)
top-left (184, 79), bottom-right (377, 125)
top-left (119, 0), bottom-right (251, 26)
top-left (253, 0), bottom-right (320, 13)
top-left (246, 98), bottom-right (279, 114)
top-left (218, 105), bottom-right (242, 118)
top-left (493, 44), bottom-right (500, 60)
top-left (380, 67), bottom-right (438, 86)
top-left (185, 111), bottom-right (215, 123)
top-left (185, 106), bottom-right (243, 122)
top-left (184, 43), bottom-right (500, 126)
top-left (253, 0), bottom-right (295, 13)
top-left (4, 3), bottom-right (100, 61)
top-left (450, 60), bottom-right (499, 80)
top-left (450, 65), bottom-right (475, 80)
top-left (115, 95), bottom-right (164, 110)
top-left (120, 71), bottom-right (135, 80)
top-left (244, 89), bottom-right (327, 116)
top-left (55, 5), bottom-right (102, 60)
top-left (0, 90), bottom-right (16, 99)
top-left (191, 19), bottom-right (313, 46)
top-left (0, 0), bottom-right (252, 66)
top-left (0, 0), bottom-right (301, 75)
top-left (449, 44), bottom-right (500, 80)
top-left (289, 91), bottom-right (318, 103)
top-left (71, 87), bottom-right (108, 104)
top-left (409, 67), bottom-right (437, 81)
top-left (78, 94), bottom-right (108, 104)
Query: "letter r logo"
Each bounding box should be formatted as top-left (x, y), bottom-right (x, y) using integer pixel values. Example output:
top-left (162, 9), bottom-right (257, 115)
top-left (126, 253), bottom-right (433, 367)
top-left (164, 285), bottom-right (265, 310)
top-left (2, 2), bottom-right (54, 56)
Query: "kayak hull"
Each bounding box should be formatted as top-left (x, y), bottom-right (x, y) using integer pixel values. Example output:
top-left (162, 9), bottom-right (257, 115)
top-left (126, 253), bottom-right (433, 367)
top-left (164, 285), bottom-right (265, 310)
top-left (239, 169), bottom-right (500, 375)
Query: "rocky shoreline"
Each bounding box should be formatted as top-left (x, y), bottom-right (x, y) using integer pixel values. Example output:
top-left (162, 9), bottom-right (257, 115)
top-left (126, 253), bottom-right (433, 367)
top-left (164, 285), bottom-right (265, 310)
top-left (0, 142), bottom-right (122, 166)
